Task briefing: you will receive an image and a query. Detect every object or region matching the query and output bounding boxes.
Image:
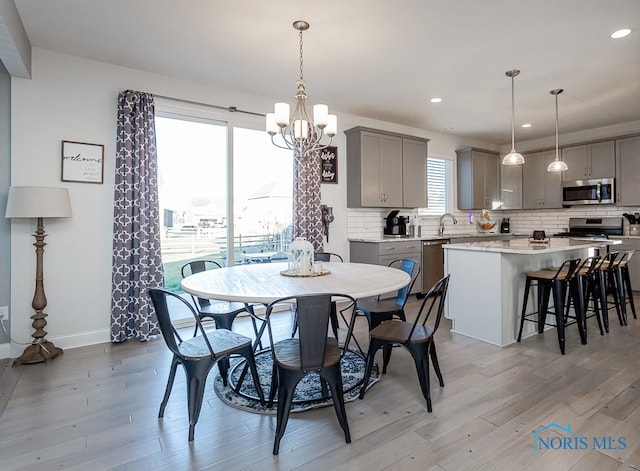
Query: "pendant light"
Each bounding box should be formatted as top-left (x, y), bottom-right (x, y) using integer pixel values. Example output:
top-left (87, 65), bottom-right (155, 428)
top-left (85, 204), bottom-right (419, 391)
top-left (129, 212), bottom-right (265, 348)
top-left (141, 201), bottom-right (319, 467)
top-left (547, 89), bottom-right (568, 172)
top-left (502, 69), bottom-right (525, 165)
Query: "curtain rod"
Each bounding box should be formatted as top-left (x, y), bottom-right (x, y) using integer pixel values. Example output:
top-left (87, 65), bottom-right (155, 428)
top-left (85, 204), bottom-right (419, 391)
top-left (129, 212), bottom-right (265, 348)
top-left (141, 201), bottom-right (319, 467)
top-left (153, 94), bottom-right (266, 117)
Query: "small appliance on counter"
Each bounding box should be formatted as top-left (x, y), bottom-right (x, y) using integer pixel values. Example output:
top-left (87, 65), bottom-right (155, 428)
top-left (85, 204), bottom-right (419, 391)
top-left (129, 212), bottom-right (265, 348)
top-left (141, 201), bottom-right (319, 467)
top-left (623, 213), bottom-right (640, 236)
top-left (383, 210), bottom-right (409, 237)
top-left (500, 218), bottom-right (510, 233)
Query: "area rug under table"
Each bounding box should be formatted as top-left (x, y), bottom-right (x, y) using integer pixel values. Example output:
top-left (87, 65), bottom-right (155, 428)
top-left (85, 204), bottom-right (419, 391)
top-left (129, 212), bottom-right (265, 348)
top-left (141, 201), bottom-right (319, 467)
top-left (214, 349), bottom-right (380, 414)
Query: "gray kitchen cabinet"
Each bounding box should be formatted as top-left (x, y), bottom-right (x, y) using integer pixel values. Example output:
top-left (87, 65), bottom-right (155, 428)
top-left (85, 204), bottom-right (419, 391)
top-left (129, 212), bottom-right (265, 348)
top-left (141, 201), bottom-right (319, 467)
top-left (456, 147), bottom-right (499, 210)
top-left (522, 150), bottom-right (563, 209)
top-left (609, 237), bottom-right (640, 292)
top-left (345, 127), bottom-right (428, 208)
top-left (499, 164), bottom-right (522, 210)
top-left (349, 240), bottom-right (422, 295)
top-left (615, 136), bottom-right (640, 206)
top-left (562, 140), bottom-right (615, 181)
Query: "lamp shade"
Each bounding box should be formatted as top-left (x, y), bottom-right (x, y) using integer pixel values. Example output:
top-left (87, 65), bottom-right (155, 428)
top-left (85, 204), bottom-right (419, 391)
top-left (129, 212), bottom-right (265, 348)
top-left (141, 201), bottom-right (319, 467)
top-left (5, 186), bottom-right (72, 219)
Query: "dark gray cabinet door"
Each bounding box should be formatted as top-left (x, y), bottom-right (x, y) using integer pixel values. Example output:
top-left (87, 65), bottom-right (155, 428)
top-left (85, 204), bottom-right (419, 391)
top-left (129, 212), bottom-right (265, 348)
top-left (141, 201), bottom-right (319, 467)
top-left (523, 150), bottom-right (562, 209)
top-left (616, 136), bottom-right (640, 206)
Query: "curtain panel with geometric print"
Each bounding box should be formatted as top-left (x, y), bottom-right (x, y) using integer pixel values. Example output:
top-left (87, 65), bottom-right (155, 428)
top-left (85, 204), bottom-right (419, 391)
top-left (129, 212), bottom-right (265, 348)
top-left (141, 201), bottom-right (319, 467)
top-left (111, 90), bottom-right (164, 342)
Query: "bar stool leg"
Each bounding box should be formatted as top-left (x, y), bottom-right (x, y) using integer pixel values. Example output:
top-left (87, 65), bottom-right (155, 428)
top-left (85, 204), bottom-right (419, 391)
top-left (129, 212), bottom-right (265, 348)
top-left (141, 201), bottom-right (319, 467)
top-left (622, 266), bottom-right (637, 319)
top-left (552, 280), bottom-right (566, 355)
top-left (597, 269), bottom-right (610, 332)
top-left (571, 276), bottom-right (587, 345)
top-left (517, 277), bottom-right (532, 342)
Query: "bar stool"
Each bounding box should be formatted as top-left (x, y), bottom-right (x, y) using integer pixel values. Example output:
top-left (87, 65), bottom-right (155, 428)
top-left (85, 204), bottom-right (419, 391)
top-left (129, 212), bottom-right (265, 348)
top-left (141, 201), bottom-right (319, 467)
top-left (613, 250), bottom-right (636, 321)
top-left (576, 256), bottom-right (605, 339)
top-left (598, 251), bottom-right (628, 327)
top-left (517, 258), bottom-right (586, 354)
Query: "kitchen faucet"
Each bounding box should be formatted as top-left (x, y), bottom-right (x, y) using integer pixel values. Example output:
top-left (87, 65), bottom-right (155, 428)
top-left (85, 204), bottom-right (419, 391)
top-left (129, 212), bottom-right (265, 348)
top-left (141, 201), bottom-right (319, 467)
top-left (438, 213), bottom-right (458, 236)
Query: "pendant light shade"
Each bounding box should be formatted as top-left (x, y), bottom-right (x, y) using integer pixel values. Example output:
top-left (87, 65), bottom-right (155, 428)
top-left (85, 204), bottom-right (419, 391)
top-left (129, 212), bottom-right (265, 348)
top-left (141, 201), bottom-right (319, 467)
top-left (547, 89), bottom-right (568, 172)
top-left (502, 69), bottom-right (525, 166)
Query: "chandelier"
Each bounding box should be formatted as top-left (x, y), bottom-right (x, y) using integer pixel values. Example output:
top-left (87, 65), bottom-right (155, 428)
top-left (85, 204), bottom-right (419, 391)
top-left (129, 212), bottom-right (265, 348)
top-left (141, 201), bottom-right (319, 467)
top-left (502, 69), bottom-right (525, 165)
top-left (547, 89), bottom-right (569, 172)
top-left (266, 20), bottom-right (336, 160)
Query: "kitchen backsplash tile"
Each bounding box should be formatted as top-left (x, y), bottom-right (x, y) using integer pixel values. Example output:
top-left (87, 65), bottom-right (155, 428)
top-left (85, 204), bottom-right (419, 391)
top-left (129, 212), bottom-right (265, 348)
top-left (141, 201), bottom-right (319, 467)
top-left (347, 205), bottom-right (640, 238)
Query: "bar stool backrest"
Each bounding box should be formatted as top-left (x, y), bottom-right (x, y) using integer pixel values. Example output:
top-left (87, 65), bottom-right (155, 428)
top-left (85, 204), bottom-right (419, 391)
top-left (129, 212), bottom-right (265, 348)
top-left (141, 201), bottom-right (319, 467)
top-left (551, 258), bottom-right (581, 280)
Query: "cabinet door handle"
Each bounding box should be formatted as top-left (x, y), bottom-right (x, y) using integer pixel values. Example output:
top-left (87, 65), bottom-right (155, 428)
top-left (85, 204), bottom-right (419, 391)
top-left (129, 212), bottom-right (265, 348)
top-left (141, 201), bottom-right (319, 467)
top-left (385, 246), bottom-right (396, 251)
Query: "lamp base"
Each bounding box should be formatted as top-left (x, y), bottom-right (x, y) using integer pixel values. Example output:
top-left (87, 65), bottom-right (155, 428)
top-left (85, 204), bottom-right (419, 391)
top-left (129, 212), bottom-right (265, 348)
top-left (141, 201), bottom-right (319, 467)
top-left (13, 341), bottom-right (63, 366)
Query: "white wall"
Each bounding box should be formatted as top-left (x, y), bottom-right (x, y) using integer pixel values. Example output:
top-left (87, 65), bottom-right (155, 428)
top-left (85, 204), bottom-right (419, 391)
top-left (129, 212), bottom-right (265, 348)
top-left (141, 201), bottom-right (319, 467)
top-left (8, 47), bottom-right (499, 356)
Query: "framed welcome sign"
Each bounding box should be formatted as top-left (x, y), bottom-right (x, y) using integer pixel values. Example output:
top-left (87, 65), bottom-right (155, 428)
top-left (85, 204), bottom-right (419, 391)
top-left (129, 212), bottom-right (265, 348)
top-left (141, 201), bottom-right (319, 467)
top-left (61, 140), bottom-right (105, 184)
top-left (320, 146), bottom-right (337, 184)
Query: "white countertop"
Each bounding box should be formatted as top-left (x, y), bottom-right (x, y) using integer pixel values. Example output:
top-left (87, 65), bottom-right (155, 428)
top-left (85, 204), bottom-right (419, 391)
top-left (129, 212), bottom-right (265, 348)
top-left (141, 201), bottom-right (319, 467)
top-left (443, 237), bottom-right (619, 254)
top-left (349, 233), bottom-right (524, 243)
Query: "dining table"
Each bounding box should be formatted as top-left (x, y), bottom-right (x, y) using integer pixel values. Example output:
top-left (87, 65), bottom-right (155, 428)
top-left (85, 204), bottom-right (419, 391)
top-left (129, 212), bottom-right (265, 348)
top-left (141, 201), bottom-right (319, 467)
top-left (180, 261), bottom-right (411, 304)
top-left (180, 261), bottom-right (411, 405)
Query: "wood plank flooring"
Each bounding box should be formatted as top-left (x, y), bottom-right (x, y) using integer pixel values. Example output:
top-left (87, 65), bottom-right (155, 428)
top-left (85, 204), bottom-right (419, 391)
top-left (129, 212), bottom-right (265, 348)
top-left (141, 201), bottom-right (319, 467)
top-left (1, 295), bottom-right (639, 471)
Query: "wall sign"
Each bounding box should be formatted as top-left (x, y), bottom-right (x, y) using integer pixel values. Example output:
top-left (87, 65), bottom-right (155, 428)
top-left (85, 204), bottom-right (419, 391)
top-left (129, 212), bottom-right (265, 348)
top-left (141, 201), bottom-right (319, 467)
top-left (320, 146), bottom-right (338, 184)
top-left (61, 140), bottom-right (104, 184)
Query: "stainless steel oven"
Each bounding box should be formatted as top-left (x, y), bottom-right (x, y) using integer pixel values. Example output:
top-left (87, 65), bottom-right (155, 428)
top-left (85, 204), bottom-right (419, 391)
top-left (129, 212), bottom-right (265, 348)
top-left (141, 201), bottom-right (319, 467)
top-left (562, 178), bottom-right (615, 206)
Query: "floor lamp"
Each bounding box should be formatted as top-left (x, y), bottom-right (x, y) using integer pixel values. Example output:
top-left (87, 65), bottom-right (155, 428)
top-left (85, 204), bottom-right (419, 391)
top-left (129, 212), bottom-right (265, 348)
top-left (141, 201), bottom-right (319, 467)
top-left (5, 186), bottom-right (72, 366)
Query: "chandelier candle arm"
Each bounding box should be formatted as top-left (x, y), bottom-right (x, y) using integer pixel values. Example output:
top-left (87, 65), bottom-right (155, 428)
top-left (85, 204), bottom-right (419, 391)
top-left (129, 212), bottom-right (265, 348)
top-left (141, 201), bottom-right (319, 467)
top-left (266, 20), bottom-right (336, 160)
top-left (547, 88), bottom-right (568, 172)
top-left (502, 69), bottom-right (525, 166)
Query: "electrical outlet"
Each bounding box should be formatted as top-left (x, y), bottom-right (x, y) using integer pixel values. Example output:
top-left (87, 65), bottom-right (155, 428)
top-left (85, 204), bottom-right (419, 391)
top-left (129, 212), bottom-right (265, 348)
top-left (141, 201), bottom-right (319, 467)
top-left (0, 306), bottom-right (8, 321)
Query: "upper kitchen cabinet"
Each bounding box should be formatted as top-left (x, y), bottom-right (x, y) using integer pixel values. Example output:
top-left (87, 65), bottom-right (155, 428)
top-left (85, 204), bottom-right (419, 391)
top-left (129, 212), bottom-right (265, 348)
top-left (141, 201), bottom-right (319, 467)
top-left (456, 147), bottom-right (499, 210)
top-left (616, 135), bottom-right (640, 206)
top-left (561, 141), bottom-right (615, 181)
top-left (499, 164), bottom-right (522, 210)
top-left (345, 127), bottom-right (428, 208)
top-left (522, 150), bottom-right (563, 209)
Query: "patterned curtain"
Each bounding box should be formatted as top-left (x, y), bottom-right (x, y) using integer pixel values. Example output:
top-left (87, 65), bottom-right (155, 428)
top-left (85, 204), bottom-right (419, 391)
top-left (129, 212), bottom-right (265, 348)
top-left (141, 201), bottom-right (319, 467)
top-left (293, 149), bottom-right (323, 251)
top-left (111, 90), bottom-right (164, 342)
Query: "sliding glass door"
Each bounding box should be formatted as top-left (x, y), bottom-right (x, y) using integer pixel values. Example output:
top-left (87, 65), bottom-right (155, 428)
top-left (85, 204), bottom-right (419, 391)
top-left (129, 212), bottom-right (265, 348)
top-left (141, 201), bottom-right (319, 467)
top-left (155, 108), bottom-right (292, 298)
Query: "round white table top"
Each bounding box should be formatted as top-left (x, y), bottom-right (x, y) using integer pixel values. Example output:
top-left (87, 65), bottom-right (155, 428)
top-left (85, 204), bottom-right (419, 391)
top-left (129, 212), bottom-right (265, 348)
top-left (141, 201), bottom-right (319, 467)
top-left (180, 262), bottom-right (411, 303)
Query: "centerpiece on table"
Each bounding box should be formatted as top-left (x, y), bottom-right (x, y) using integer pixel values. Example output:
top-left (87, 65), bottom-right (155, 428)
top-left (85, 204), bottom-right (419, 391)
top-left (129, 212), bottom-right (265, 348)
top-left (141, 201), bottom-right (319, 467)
top-left (281, 237), bottom-right (330, 277)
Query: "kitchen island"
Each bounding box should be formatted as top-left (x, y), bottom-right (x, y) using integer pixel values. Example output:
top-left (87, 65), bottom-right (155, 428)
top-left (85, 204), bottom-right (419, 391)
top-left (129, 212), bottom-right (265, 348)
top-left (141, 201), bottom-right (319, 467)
top-left (443, 238), bottom-right (616, 347)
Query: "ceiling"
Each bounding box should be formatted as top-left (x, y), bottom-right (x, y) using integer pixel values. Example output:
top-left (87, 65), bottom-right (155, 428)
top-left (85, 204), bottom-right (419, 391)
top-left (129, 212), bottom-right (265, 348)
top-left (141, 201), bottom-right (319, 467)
top-left (9, 0), bottom-right (640, 145)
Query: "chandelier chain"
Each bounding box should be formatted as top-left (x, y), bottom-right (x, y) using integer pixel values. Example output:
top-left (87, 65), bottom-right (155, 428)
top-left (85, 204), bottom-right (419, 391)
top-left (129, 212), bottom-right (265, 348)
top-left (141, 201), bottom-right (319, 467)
top-left (299, 29), bottom-right (304, 82)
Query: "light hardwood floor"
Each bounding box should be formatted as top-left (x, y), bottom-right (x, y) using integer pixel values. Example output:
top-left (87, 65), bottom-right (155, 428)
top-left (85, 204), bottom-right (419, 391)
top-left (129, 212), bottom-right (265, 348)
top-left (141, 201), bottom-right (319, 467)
top-left (1, 295), bottom-right (639, 471)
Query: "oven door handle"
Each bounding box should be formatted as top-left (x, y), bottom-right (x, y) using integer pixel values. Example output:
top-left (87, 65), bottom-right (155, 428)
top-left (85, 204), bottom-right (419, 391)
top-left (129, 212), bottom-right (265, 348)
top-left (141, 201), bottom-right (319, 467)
top-left (596, 181), bottom-right (601, 202)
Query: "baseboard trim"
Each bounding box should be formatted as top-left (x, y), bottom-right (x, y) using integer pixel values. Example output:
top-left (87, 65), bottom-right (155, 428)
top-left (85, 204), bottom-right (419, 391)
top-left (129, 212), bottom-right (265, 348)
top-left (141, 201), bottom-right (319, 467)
top-left (52, 329), bottom-right (111, 351)
top-left (0, 344), bottom-right (10, 360)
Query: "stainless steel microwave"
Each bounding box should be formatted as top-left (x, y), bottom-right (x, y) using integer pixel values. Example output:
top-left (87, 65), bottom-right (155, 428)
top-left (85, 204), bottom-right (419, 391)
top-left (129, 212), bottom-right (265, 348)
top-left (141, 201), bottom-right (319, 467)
top-left (562, 178), bottom-right (615, 206)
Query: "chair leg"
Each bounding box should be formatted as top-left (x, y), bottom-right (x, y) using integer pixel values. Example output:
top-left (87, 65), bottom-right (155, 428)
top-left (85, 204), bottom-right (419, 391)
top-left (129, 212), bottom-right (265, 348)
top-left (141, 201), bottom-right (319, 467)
top-left (159, 355), bottom-right (179, 418)
top-left (322, 365), bottom-right (351, 444)
top-left (586, 277), bottom-right (605, 336)
top-left (272, 369), bottom-right (302, 455)
top-left (408, 343), bottom-right (432, 412)
top-left (614, 267), bottom-right (629, 326)
top-left (359, 338), bottom-right (383, 399)
top-left (381, 345), bottom-right (393, 374)
top-left (429, 342), bottom-right (444, 387)
top-left (183, 359), bottom-right (215, 442)
top-left (608, 271), bottom-right (625, 326)
top-left (570, 277), bottom-right (587, 345)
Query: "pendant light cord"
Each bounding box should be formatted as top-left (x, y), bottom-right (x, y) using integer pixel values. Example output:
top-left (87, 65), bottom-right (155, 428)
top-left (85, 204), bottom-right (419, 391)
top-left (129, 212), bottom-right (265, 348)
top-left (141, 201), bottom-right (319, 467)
top-left (511, 74), bottom-right (516, 151)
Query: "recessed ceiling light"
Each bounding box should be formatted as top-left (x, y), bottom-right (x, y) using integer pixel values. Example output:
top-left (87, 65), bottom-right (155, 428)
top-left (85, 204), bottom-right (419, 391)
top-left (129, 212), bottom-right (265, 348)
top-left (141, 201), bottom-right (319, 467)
top-left (430, 97), bottom-right (442, 103)
top-left (611, 28), bottom-right (631, 39)
top-left (521, 123), bottom-right (532, 128)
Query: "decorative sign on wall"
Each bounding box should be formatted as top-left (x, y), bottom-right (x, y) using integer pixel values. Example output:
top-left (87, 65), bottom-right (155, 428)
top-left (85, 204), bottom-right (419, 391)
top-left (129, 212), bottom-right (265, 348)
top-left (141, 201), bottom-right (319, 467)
top-left (61, 140), bottom-right (104, 184)
top-left (320, 146), bottom-right (338, 184)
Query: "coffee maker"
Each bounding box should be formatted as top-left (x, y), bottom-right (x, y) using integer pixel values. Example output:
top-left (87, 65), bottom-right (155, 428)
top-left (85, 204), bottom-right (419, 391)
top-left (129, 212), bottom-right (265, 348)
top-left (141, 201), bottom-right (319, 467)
top-left (500, 218), bottom-right (510, 234)
top-left (384, 210), bottom-right (409, 236)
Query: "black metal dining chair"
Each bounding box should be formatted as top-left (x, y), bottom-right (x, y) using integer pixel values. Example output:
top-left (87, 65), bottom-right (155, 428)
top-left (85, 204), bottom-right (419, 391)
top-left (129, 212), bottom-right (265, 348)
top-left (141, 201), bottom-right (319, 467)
top-left (181, 260), bottom-right (263, 384)
top-left (358, 275), bottom-right (450, 412)
top-left (265, 293), bottom-right (357, 455)
top-left (147, 288), bottom-right (265, 441)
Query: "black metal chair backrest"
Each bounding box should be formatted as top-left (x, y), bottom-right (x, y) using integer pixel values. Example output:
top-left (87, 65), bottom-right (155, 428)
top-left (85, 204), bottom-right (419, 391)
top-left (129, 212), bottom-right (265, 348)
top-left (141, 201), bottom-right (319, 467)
top-left (147, 287), bottom-right (215, 360)
top-left (551, 258), bottom-right (581, 280)
top-left (181, 260), bottom-right (223, 309)
top-left (266, 293), bottom-right (356, 370)
top-left (314, 252), bottom-right (343, 262)
top-left (386, 259), bottom-right (420, 308)
top-left (578, 256), bottom-right (601, 276)
top-left (406, 274), bottom-right (450, 341)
